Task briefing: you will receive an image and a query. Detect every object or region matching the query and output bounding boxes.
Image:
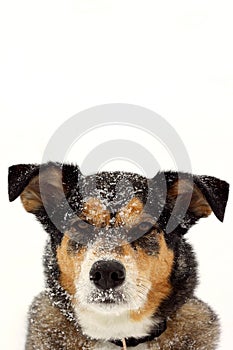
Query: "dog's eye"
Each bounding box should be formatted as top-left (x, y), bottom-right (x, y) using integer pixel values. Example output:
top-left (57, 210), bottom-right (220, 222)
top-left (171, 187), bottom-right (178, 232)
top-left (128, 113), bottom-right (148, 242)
top-left (72, 220), bottom-right (90, 231)
top-left (137, 221), bottom-right (153, 233)
top-left (128, 221), bottom-right (154, 242)
top-left (68, 239), bottom-right (80, 252)
top-left (69, 220), bottom-right (93, 246)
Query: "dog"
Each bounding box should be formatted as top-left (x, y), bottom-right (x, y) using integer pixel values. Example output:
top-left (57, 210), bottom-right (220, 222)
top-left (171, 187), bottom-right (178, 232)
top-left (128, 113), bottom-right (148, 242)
top-left (8, 162), bottom-right (229, 350)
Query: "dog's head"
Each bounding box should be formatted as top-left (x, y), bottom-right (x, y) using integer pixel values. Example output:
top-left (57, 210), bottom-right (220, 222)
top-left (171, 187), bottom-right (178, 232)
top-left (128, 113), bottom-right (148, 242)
top-left (8, 162), bottom-right (229, 340)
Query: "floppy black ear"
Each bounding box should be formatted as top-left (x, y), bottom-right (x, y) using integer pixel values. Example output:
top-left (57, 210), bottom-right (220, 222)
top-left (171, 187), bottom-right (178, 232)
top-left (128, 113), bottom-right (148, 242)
top-left (167, 173), bottom-right (229, 223)
top-left (8, 162), bottom-right (82, 213)
top-left (193, 175), bottom-right (229, 222)
top-left (8, 164), bottom-right (40, 202)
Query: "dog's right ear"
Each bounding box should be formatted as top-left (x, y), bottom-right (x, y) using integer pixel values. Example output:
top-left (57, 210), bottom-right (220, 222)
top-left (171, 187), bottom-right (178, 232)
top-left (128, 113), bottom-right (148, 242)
top-left (8, 164), bottom-right (40, 204)
top-left (8, 162), bottom-right (82, 213)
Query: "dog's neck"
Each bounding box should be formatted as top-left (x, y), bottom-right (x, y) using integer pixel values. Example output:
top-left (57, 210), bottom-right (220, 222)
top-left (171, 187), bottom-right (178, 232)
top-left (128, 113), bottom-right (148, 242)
top-left (110, 319), bottom-right (167, 347)
top-left (47, 282), bottom-right (167, 348)
top-left (47, 284), bottom-right (167, 348)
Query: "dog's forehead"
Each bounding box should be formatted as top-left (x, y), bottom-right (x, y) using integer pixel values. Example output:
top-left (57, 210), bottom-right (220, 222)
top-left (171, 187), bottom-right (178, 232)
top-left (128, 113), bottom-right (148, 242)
top-left (78, 171), bottom-right (148, 212)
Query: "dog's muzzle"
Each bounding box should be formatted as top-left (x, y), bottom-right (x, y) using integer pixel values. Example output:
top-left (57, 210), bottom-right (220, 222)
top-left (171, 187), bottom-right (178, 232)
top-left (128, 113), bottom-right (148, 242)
top-left (89, 260), bottom-right (126, 290)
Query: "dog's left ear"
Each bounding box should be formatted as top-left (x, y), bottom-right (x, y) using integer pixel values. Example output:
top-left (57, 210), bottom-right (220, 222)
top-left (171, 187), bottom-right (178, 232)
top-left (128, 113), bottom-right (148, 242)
top-left (193, 175), bottom-right (229, 222)
top-left (167, 173), bottom-right (229, 223)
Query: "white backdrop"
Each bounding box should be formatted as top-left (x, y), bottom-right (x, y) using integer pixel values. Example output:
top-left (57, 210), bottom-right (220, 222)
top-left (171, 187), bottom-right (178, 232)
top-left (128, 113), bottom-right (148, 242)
top-left (0, 1), bottom-right (232, 349)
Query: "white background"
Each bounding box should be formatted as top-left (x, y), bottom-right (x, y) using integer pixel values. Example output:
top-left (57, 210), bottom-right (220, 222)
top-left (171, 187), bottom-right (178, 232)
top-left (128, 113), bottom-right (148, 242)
top-left (0, 1), bottom-right (233, 349)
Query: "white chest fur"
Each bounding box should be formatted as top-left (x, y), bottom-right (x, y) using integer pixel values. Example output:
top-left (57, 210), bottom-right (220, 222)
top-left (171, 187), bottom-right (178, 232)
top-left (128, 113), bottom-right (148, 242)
top-left (76, 307), bottom-right (155, 340)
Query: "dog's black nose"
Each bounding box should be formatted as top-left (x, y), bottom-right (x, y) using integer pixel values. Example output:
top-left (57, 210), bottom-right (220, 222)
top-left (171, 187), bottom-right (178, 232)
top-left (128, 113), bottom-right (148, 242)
top-left (89, 260), bottom-right (126, 290)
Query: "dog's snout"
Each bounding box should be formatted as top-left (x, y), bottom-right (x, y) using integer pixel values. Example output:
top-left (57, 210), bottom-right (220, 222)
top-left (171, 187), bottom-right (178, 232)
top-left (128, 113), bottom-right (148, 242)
top-left (89, 260), bottom-right (126, 290)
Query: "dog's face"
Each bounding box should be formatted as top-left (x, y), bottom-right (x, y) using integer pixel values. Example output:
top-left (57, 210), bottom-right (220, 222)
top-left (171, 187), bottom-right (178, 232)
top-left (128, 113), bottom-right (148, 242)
top-left (8, 163), bottom-right (229, 341)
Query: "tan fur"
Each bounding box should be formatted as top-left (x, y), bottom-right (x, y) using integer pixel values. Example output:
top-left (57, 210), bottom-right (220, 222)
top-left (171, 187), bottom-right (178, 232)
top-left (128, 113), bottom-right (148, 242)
top-left (130, 234), bottom-right (174, 321)
top-left (57, 224), bottom-right (173, 322)
top-left (115, 197), bottom-right (144, 226)
top-left (169, 179), bottom-right (212, 218)
top-left (20, 167), bottom-right (64, 212)
top-left (81, 197), bottom-right (144, 227)
top-left (56, 235), bottom-right (86, 295)
top-left (20, 175), bottom-right (42, 212)
top-left (81, 197), bottom-right (111, 227)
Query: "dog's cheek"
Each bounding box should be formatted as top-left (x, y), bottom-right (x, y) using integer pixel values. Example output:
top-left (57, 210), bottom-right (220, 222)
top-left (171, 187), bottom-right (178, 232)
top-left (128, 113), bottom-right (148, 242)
top-left (130, 234), bottom-right (174, 321)
top-left (56, 235), bottom-right (86, 295)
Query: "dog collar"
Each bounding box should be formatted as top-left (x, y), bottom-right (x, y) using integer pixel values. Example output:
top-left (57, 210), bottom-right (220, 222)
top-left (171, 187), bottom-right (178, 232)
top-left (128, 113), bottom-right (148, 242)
top-left (110, 319), bottom-right (167, 348)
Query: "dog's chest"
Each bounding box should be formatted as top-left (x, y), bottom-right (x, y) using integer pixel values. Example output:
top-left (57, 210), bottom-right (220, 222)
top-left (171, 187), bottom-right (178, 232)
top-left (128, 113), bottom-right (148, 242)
top-left (75, 307), bottom-right (155, 340)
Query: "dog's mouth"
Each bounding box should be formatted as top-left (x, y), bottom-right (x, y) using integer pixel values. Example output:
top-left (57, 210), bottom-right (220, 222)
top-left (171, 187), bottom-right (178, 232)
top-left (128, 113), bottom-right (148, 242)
top-left (87, 288), bottom-right (127, 305)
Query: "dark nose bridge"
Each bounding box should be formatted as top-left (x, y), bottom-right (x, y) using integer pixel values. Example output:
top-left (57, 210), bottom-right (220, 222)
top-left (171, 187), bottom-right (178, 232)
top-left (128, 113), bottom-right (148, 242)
top-left (92, 228), bottom-right (126, 256)
top-left (89, 260), bottom-right (126, 290)
top-left (100, 226), bottom-right (128, 246)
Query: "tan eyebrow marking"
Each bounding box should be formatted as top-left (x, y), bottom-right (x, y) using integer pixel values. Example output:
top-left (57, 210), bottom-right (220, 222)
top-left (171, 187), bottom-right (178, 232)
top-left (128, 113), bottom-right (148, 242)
top-left (81, 197), bottom-right (111, 227)
top-left (115, 197), bottom-right (144, 226)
